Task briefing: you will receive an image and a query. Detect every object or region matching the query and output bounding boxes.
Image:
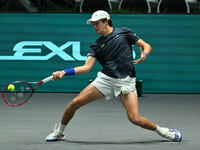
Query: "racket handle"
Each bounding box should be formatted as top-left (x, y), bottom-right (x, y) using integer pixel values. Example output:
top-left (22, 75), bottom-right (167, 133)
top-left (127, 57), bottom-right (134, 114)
top-left (42, 76), bottom-right (53, 83)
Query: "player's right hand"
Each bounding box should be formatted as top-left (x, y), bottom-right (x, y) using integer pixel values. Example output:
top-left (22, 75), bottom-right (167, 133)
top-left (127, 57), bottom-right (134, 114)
top-left (52, 71), bottom-right (65, 80)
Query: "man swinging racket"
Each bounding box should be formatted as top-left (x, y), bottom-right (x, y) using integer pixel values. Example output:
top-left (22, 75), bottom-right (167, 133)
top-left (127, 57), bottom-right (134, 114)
top-left (46, 10), bottom-right (182, 142)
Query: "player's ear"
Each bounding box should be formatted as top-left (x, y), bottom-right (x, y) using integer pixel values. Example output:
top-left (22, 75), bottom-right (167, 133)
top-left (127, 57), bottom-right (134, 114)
top-left (106, 19), bottom-right (109, 25)
top-left (104, 20), bottom-right (109, 28)
top-left (101, 19), bottom-right (108, 25)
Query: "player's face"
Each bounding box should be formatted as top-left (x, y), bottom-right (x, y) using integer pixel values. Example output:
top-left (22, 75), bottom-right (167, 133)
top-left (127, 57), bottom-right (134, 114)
top-left (92, 20), bottom-right (107, 36)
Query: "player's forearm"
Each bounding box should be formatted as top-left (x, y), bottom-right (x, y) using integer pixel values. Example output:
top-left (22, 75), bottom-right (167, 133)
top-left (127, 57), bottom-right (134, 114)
top-left (143, 43), bottom-right (152, 55)
top-left (74, 65), bottom-right (91, 75)
top-left (73, 56), bottom-right (96, 75)
top-left (61, 65), bottom-right (91, 76)
top-left (53, 56), bottom-right (96, 80)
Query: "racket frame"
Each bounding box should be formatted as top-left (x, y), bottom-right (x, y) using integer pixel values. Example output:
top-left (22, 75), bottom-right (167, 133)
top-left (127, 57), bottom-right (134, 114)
top-left (2, 76), bottom-right (53, 107)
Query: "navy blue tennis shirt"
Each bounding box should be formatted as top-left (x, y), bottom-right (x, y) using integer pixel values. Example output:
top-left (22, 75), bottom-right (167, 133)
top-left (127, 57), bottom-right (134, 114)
top-left (87, 27), bottom-right (140, 78)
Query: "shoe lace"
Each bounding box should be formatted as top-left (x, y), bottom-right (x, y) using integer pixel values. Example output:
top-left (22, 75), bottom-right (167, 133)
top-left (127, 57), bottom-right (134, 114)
top-left (52, 124), bottom-right (64, 137)
top-left (162, 129), bottom-right (174, 139)
top-left (49, 124), bottom-right (59, 136)
top-left (54, 123), bottom-right (58, 131)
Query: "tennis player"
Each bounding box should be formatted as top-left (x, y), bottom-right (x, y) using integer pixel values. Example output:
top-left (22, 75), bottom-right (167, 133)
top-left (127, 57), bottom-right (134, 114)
top-left (46, 10), bottom-right (182, 142)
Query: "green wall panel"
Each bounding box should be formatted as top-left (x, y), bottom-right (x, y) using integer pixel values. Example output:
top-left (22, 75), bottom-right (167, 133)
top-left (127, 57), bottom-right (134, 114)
top-left (0, 13), bottom-right (199, 93)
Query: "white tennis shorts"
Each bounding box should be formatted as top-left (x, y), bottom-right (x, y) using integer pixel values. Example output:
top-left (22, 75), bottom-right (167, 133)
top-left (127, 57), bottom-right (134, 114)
top-left (91, 72), bottom-right (137, 100)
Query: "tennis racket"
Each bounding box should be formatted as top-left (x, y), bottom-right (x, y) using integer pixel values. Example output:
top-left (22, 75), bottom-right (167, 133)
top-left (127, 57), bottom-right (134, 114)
top-left (2, 76), bottom-right (53, 107)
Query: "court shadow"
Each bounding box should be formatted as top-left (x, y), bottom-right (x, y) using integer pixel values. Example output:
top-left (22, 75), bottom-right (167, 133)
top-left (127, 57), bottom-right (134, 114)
top-left (64, 139), bottom-right (170, 145)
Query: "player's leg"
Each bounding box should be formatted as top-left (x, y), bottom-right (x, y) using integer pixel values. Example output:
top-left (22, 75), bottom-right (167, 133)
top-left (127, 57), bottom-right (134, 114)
top-left (120, 92), bottom-right (182, 142)
top-left (120, 92), bottom-right (157, 130)
top-left (61, 83), bottom-right (104, 126)
top-left (46, 84), bottom-right (104, 141)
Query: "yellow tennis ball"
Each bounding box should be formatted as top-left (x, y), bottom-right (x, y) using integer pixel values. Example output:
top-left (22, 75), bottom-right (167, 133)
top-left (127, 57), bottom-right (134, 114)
top-left (8, 84), bottom-right (15, 92)
top-left (121, 87), bottom-right (129, 95)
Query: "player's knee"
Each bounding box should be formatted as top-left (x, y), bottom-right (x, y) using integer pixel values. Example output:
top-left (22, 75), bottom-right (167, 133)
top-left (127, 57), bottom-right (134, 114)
top-left (127, 113), bottom-right (141, 126)
top-left (69, 98), bottom-right (80, 110)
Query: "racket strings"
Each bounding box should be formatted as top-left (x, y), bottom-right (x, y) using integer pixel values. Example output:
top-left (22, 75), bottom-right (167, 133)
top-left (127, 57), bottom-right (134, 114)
top-left (3, 82), bottom-right (34, 106)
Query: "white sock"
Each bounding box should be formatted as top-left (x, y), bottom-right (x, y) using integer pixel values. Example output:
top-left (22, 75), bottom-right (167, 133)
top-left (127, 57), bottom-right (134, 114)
top-left (155, 124), bottom-right (169, 135)
top-left (58, 123), bottom-right (66, 133)
top-left (155, 124), bottom-right (163, 134)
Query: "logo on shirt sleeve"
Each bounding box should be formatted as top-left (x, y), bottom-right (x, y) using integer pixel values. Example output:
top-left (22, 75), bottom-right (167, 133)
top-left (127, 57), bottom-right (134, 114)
top-left (101, 44), bottom-right (105, 48)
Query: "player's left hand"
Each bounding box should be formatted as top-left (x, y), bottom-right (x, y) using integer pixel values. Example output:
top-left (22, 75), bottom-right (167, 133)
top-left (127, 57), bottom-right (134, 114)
top-left (133, 47), bottom-right (146, 64)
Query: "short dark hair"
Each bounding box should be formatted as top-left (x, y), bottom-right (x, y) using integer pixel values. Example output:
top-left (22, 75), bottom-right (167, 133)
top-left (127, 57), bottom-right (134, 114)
top-left (101, 18), bottom-right (113, 27)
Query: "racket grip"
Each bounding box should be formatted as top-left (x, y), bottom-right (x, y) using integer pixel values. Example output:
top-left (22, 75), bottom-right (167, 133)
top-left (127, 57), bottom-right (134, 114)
top-left (42, 76), bottom-right (53, 83)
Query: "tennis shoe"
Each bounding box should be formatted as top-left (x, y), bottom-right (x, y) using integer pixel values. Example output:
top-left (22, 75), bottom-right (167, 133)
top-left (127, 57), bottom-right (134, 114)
top-left (157, 127), bottom-right (182, 142)
top-left (46, 125), bottom-right (65, 142)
